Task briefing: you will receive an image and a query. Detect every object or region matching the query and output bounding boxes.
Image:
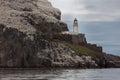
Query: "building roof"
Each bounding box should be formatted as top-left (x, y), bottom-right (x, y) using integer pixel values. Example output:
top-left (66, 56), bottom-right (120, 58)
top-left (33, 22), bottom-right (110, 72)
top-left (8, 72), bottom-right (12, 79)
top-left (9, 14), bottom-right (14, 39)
top-left (74, 18), bottom-right (77, 21)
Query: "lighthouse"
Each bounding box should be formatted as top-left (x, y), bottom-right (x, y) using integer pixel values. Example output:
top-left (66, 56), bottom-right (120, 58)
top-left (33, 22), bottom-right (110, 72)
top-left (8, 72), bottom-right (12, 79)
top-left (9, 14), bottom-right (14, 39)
top-left (73, 18), bottom-right (78, 33)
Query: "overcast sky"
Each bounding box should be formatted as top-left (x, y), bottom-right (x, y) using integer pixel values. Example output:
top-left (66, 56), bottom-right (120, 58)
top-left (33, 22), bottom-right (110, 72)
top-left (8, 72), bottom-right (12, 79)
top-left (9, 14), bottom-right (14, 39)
top-left (49, 0), bottom-right (120, 22)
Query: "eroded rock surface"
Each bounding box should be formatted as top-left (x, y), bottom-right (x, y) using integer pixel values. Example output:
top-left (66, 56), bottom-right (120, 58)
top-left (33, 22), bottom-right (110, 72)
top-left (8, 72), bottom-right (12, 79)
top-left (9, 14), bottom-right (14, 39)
top-left (0, 0), bottom-right (68, 36)
top-left (0, 24), bottom-right (97, 68)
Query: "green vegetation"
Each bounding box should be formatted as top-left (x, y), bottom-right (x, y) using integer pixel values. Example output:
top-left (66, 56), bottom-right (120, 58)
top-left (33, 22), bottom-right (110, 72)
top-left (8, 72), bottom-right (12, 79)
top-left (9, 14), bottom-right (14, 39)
top-left (58, 41), bottom-right (102, 58)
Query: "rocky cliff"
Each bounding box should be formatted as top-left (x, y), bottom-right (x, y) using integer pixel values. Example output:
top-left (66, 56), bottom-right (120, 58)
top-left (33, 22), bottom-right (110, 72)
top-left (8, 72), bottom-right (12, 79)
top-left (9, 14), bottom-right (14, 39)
top-left (0, 24), bottom-right (96, 68)
top-left (0, 0), bottom-right (119, 68)
top-left (0, 0), bottom-right (93, 68)
top-left (0, 0), bottom-right (68, 36)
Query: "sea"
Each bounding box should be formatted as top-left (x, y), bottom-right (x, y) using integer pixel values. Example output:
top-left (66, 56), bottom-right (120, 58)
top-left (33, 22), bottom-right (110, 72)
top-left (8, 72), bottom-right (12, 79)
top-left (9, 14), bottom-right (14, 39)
top-left (68, 22), bottom-right (120, 56)
top-left (0, 68), bottom-right (120, 80)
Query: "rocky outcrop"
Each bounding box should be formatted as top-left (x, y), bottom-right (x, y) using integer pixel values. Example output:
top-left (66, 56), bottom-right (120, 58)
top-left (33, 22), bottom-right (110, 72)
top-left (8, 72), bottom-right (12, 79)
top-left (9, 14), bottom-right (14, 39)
top-left (37, 42), bottom-right (97, 68)
top-left (0, 0), bottom-right (119, 68)
top-left (0, 24), bottom-right (97, 68)
top-left (0, 0), bottom-right (68, 36)
top-left (0, 0), bottom-right (96, 68)
top-left (104, 54), bottom-right (120, 68)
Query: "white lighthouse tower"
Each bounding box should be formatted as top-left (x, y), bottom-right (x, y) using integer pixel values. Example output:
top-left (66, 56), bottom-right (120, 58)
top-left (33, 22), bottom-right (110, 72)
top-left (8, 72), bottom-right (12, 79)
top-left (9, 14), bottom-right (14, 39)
top-left (73, 18), bottom-right (78, 33)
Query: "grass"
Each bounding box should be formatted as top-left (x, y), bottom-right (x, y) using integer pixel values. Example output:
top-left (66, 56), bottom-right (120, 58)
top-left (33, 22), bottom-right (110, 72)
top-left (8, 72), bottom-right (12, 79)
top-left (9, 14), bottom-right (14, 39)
top-left (55, 40), bottom-right (102, 58)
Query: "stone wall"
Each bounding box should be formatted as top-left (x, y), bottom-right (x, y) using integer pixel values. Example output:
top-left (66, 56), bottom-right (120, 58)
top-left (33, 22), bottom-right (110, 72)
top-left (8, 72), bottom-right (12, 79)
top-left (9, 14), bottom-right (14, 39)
top-left (53, 33), bottom-right (87, 44)
top-left (71, 34), bottom-right (87, 44)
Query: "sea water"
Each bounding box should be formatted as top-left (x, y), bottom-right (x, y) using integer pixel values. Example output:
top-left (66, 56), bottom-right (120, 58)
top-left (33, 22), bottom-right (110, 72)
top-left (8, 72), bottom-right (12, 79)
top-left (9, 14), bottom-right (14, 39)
top-left (0, 68), bottom-right (120, 80)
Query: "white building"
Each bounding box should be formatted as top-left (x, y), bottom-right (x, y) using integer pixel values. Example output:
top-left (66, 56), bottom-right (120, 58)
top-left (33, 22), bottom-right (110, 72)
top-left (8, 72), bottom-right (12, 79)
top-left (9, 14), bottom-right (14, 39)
top-left (73, 18), bottom-right (78, 33)
top-left (61, 18), bottom-right (79, 35)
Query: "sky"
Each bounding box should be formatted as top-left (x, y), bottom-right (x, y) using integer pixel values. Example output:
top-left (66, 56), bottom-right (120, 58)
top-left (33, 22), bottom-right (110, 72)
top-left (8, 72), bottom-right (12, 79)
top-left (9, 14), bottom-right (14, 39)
top-left (49, 0), bottom-right (120, 22)
top-left (48, 0), bottom-right (120, 56)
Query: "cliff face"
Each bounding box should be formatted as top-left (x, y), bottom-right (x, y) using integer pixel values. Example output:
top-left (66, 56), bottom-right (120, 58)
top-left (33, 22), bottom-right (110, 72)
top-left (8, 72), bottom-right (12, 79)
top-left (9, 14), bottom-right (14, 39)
top-left (0, 0), bottom-right (94, 68)
top-left (0, 24), bottom-right (96, 68)
top-left (0, 0), bottom-right (68, 36)
top-left (0, 0), bottom-right (119, 68)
